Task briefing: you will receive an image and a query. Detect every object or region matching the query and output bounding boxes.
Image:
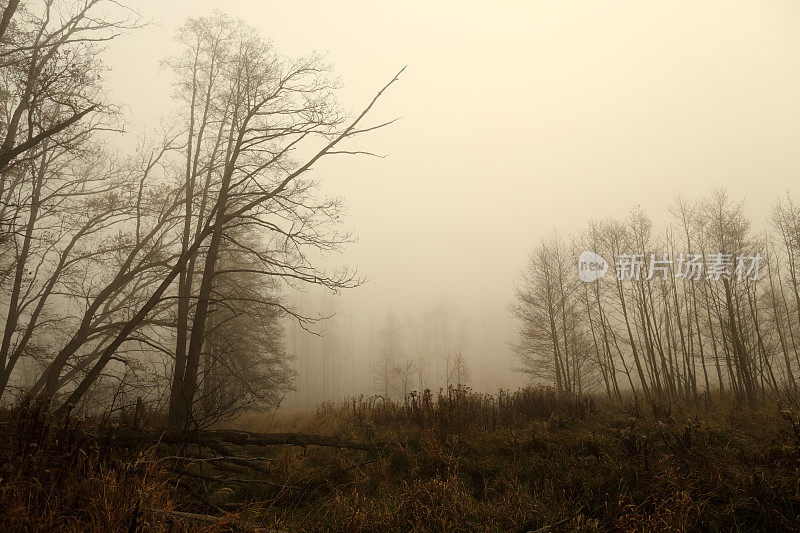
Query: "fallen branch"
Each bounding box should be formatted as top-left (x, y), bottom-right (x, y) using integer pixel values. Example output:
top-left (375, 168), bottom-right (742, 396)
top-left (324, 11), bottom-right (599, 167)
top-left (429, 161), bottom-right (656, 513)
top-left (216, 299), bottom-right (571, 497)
top-left (111, 427), bottom-right (385, 451)
top-left (206, 439), bottom-right (272, 475)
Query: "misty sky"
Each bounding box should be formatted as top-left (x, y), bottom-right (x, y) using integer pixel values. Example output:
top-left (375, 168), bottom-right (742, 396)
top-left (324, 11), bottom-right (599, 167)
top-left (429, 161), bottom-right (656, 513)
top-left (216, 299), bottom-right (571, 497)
top-left (101, 0), bottom-right (800, 393)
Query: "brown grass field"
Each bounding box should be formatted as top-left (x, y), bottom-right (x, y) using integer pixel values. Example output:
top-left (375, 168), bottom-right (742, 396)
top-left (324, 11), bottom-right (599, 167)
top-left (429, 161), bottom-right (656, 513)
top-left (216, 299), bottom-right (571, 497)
top-left (1, 388), bottom-right (799, 532)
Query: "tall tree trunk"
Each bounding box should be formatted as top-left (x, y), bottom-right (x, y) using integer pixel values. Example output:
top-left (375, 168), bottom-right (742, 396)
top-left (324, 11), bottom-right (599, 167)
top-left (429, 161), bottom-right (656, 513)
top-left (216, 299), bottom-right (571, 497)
top-left (0, 141), bottom-right (47, 396)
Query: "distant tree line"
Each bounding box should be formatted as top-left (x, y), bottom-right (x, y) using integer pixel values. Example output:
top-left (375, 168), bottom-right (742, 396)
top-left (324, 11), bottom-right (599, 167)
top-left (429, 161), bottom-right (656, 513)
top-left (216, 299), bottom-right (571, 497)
top-left (287, 295), bottom-right (475, 405)
top-left (369, 305), bottom-right (473, 400)
top-left (513, 189), bottom-right (800, 406)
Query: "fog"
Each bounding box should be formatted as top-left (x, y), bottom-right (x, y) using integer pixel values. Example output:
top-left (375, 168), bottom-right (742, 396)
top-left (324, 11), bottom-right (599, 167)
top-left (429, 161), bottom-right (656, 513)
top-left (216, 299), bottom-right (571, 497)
top-left (5, 1), bottom-right (800, 527)
top-left (93, 0), bottom-right (800, 403)
top-left (4, 0), bottom-right (798, 411)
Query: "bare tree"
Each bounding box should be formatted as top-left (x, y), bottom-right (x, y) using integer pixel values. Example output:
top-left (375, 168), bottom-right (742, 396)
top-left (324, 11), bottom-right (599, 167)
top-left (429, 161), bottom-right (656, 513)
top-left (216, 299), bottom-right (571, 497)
top-left (448, 350), bottom-right (471, 389)
top-left (374, 310), bottom-right (403, 398)
top-left (512, 233), bottom-right (587, 395)
top-left (38, 22), bottom-right (399, 418)
top-left (161, 14), bottom-right (385, 428)
top-left (0, 0), bottom-right (139, 179)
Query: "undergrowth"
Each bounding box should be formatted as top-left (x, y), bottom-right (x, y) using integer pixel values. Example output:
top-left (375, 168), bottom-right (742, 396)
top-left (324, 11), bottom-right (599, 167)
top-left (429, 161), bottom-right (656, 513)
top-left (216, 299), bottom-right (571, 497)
top-left (1, 387), bottom-right (799, 532)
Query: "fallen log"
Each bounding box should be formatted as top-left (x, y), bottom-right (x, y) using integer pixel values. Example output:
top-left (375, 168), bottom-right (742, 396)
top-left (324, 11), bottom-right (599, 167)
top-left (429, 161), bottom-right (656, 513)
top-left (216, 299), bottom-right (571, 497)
top-left (110, 427), bottom-right (385, 452)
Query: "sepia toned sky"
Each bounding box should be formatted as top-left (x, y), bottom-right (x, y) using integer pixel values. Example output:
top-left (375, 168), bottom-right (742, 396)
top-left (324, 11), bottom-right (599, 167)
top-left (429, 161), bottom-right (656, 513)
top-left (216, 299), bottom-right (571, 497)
top-left (103, 0), bottom-right (800, 392)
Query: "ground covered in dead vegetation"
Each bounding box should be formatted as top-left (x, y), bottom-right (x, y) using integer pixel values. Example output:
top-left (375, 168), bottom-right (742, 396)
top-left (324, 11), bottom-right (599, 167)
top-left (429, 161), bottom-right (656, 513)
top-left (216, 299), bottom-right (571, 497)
top-left (2, 388), bottom-right (800, 532)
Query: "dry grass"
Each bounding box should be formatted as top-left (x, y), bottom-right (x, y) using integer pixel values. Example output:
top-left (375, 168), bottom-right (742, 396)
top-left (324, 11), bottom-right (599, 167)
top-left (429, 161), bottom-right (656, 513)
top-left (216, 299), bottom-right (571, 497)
top-left (1, 387), bottom-right (799, 531)
top-left (0, 396), bottom-right (239, 532)
top-left (253, 387), bottom-right (800, 531)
